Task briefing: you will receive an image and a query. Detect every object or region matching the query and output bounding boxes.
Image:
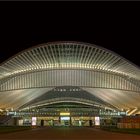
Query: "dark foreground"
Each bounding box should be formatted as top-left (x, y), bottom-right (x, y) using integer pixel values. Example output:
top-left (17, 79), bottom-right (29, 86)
top-left (1, 127), bottom-right (140, 140)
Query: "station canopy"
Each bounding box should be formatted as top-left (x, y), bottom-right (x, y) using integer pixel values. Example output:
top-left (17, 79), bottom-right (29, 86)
top-left (0, 41), bottom-right (140, 114)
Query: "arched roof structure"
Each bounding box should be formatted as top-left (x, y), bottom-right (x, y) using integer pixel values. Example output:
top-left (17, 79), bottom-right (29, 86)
top-left (0, 41), bottom-right (140, 114)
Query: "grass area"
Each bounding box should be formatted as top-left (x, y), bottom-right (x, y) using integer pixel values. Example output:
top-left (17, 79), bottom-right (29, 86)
top-left (101, 126), bottom-right (140, 135)
top-left (0, 126), bottom-right (32, 133)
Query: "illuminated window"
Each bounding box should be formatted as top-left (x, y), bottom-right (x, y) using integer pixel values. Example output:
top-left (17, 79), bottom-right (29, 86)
top-left (60, 112), bottom-right (70, 116)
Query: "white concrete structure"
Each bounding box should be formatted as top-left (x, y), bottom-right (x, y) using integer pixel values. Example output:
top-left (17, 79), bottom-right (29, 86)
top-left (0, 41), bottom-right (140, 114)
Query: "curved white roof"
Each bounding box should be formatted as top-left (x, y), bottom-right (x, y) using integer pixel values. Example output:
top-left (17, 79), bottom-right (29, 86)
top-left (0, 41), bottom-right (140, 80)
top-left (0, 41), bottom-right (140, 113)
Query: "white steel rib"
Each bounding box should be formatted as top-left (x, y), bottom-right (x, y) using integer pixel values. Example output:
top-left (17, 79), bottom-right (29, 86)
top-left (0, 41), bottom-right (140, 112)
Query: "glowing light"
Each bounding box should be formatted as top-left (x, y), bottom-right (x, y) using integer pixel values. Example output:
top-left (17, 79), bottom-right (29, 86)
top-left (95, 117), bottom-right (100, 125)
top-left (60, 116), bottom-right (70, 120)
top-left (60, 112), bottom-right (70, 116)
top-left (32, 117), bottom-right (37, 126)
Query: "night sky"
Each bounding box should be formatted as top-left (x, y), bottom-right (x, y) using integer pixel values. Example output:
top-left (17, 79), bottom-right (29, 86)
top-left (0, 2), bottom-right (140, 67)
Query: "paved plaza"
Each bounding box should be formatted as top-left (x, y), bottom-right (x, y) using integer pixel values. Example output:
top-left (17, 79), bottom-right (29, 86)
top-left (0, 127), bottom-right (140, 140)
